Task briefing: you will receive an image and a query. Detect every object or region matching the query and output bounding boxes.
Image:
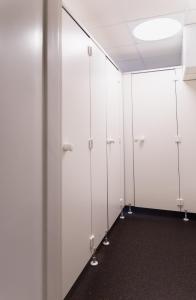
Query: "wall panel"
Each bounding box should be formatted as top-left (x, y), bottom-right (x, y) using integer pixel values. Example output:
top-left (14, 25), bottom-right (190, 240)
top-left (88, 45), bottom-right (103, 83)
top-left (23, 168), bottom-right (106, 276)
top-left (0, 1), bottom-right (43, 299)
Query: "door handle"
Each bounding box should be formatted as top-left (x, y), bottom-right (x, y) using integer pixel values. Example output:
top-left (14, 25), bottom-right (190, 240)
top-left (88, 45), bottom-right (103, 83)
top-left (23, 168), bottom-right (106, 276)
top-left (62, 143), bottom-right (73, 152)
top-left (134, 136), bottom-right (145, 143)
top-left (140, 135), bottom-right (145, 142)
top-left (107, 138), bottom-right (115, 145)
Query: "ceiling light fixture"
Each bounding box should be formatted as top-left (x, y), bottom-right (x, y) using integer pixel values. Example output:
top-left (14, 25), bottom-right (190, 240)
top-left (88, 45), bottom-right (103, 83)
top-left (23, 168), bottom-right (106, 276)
top-left (133, 18), bottom-right (182, 41)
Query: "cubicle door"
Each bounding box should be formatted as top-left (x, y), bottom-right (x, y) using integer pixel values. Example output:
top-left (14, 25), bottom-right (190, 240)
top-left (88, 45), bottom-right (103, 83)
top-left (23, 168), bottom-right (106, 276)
top-left (106, 61), bottom-right (122, 228)
top-left (62, 10), bottom-right (91, 297)
top-left (132, 70), bottom-right (179, 211)
top-left (90, 42), bottom-right (107, 247)
top-left (176, 69), bottom-right (196, 213)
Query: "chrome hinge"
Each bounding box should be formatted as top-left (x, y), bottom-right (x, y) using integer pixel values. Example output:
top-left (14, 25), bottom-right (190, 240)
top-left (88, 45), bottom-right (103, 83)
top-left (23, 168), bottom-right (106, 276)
top-left (88, 46), bottom-right (93, 56)
top-left (177, 198), bottom-right (184, 207)
top-left (88, 138), bottom-right (94, 150)
top-left (89, 234), bottom-right (95, 251)
top-left (175, 135), bottom-right (182, 144)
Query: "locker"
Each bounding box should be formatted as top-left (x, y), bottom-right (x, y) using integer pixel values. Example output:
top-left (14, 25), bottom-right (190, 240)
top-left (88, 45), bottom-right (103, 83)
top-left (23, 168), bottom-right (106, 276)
top-left (90, 41), bottom-right (108, 248)
top-left (132, 70), bottom-right (179, 211)
top-left (176, 69), bottom-right (196, 213)
top-left (62, 10), bottom-right (91, 297)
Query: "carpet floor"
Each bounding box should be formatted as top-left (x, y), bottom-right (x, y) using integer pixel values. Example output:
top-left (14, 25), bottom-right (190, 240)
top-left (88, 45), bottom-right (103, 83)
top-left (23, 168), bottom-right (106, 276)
top-left (65, 210), bottom-right (196, 300)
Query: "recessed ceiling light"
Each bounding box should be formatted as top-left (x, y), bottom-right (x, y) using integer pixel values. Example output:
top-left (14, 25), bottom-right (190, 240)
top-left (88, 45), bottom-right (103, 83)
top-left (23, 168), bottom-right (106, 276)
top-left (133, 18), bottom-right (182, 41)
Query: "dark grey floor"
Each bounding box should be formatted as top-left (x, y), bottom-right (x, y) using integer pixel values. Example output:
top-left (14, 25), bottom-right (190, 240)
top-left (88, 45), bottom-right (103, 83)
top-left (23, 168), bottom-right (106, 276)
top-left (65, 210), bottom-right (196, 300)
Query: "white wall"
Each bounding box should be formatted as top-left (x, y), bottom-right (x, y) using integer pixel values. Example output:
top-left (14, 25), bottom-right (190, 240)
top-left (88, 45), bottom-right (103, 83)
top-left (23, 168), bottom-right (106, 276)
top-left (0, 1), bottom-right (43, 300)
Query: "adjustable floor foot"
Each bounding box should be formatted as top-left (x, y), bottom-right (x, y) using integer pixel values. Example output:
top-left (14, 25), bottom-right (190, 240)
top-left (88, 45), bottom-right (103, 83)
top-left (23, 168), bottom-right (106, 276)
top-left (103, 235), bottom-right (110, 246)
top-left (183, 210), bottom-right (189, 222)
top-left (90, 255), bottom-right (98, 267)
top-left (120, 211), bottom-right (125, 219)
top-left (128, 205), bottom-right (133, 215)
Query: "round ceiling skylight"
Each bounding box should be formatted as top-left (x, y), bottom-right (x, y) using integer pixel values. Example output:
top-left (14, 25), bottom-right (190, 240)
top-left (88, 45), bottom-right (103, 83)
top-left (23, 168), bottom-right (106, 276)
top-left (133, 18), bottom-right (182, 41)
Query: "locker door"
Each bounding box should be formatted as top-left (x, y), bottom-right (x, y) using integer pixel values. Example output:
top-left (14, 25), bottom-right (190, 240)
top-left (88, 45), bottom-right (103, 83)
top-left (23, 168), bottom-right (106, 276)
top-left (62, 10), bottom-right (91, 297)
top-left (132, 70), bottom-right (179, 211)
top-left (107, 61), bottom-right (122, 228)
top-left (90, 42), bottom-right (107, 248)
top-left (176, 69), bottom-right (196, 213)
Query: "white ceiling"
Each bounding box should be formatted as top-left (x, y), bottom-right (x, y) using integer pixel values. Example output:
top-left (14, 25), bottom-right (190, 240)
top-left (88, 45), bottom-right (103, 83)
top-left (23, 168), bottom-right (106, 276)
top-left (62, 0), bottom-right (196, 72)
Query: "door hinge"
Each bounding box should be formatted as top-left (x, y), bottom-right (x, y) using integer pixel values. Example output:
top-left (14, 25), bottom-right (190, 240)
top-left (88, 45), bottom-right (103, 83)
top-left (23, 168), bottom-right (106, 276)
top-left (175, 135), bottom-right (182, 144)
top-left (88, 138), bottom-right (94, 150)
top-left (88, 46), bottom-right (93, 57)
top-left (89, 234), bottom-right (95, 251)
top-left (177, 198), bottom-right (184, 207)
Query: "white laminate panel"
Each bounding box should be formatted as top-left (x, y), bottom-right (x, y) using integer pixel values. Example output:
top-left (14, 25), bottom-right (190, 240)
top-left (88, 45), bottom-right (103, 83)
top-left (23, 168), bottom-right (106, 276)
top-left (90, 41), bottom-right (108, 247)
top-left (62, 10), bottom-right (91, 297)
top-left (106, 61), bottom-right (122, 227)
top-left (0, 1), bottom-right (43, 299)
top-left (122, 75), bottom-right (134, 205)
top-left (132, 70), bottom-right (179, 211)
top-left (176, 69), bottom-right (196, 213)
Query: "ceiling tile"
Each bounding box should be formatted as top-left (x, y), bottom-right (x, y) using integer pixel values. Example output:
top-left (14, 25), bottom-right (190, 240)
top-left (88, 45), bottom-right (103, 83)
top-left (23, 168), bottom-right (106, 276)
top-left (106, 44), bottom-right (140, 61)
top-left (137, 34), bottom-right (182, 59)
top-left (127, 13), bottom-right (185, 44)
top-left (63, 0), bottom-right (186, 72)
top-left (90, 24), bottom-right (135, 49)
top-left (63, 0), bottom-right (188, 27)
top-left (120, 0), bottom-right (187, 22)
top-left (143, 53), bottom-right (182, 70)
top-left (63, 0), bottom-right (125, 27)
top-left (116, 59), bottom-right (145, 72)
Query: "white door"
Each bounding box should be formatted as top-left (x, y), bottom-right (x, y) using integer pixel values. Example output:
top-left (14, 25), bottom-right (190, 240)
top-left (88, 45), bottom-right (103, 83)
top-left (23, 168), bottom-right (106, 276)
top-left (176, 69), bottom-right (196, 213)
top-left (118, 74), bottom-right (125, 202)
top-left (90, 42), bottom-right (107, 248)
top-left (106, 61), bottom-right (122, 227)
top-left (132, 70), bottom-right (179, 211)
top-left (62, 10), bottom-right (91, 297)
